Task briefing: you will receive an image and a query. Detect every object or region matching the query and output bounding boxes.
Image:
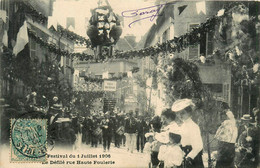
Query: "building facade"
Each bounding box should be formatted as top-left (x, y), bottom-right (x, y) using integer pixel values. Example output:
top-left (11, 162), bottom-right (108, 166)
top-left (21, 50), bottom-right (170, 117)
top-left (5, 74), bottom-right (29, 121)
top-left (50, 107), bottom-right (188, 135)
top-left (144, 1), bottom-right (233, 115)
top-left (0, 0), bottom-right (74, 106)
top-left (73, 59), bottom-right (141, 113)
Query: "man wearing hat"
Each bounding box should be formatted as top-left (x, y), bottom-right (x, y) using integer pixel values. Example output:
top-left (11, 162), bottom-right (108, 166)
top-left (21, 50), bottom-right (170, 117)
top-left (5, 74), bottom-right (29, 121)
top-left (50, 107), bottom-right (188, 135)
top-left (171, 99), bottom-right (204, 168)
top-left (235, 114), bottom-right (258, 168)
top-left (100, 111), bottom-right (113, 152)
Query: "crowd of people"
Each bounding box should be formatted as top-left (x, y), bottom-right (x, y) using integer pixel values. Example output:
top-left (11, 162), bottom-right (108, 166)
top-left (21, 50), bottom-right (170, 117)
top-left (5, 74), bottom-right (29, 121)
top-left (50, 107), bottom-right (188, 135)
top-left (21, 92), bottom-right (260, 168)
top-left (141, 100), bottom-right (260, 168)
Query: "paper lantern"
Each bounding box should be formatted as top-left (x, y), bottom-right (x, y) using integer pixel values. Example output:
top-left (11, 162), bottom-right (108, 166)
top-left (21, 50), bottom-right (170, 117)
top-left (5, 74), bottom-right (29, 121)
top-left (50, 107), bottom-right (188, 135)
top-left (109, 25), bottom-right (122, 42)
top-left (87, 25), bottom-right (99, 39)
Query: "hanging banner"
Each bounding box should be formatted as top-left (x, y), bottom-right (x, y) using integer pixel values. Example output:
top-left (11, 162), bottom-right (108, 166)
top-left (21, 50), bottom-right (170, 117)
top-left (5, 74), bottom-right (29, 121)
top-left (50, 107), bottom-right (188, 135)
top-left (104, 80), bottom-right (117, 91)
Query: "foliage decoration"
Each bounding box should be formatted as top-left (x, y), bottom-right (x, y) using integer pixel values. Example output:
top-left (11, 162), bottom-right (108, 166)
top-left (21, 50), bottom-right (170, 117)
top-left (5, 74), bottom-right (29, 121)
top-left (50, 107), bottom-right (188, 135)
top-left (83, 67), bottom-right (139, 83)
top-left (72, 91), bottom-right (104, 116)
top-left (50, 25), bottom-right (92, 47)
top-left (160, 57), bottom-right (203, 106)
top-left (20, 1), bottom-right (48, 24)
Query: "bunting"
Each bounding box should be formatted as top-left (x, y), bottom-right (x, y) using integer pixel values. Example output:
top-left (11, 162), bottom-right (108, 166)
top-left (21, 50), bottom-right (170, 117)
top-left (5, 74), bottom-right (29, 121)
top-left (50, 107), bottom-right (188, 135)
top-left (48, 16), bottom-right (58, 30)
top-left (127, 71), bottom-right (133, 78)
top-left (102, 71), bottom-right (109, 79)
top-left (178, 5), bottom-right (187, 15)
top-left (196, 1), bottom-right (206, 15)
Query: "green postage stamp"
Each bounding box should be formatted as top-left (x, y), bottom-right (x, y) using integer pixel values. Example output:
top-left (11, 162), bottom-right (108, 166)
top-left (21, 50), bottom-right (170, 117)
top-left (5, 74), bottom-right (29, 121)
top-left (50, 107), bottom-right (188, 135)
top-left (10, 119), bottom-right (47, 163)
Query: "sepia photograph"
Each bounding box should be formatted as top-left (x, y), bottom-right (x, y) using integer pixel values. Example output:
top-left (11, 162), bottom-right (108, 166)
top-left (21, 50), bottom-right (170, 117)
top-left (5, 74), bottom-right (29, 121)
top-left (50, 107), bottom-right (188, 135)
top-left (0, 0), bottom-right (260, 167)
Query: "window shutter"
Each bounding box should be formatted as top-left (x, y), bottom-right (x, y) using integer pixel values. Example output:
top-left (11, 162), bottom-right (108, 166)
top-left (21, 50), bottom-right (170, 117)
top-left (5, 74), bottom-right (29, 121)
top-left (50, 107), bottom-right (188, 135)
top-left (188, 24), bottom-right (200, 60)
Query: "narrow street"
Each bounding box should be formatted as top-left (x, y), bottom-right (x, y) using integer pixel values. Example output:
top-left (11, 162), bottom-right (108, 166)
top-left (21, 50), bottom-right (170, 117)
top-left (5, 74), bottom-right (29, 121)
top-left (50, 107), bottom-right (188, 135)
top-left (1, 143), bottom-right (149, 168)
top-left (1, 0), bottom-right (260, 168)
top-left (1, 142), bottom-right (211, 168)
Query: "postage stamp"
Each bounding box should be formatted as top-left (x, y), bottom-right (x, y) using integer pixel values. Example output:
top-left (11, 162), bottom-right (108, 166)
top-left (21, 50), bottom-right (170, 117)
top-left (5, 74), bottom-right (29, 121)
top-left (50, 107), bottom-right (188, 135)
top-left (10, 119), bottom-right (47, 163)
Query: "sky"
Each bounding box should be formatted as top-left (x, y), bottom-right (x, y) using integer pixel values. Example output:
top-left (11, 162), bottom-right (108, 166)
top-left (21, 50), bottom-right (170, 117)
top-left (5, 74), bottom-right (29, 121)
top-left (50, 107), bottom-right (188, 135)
top-left (52, 0), bottom-right (157, 42)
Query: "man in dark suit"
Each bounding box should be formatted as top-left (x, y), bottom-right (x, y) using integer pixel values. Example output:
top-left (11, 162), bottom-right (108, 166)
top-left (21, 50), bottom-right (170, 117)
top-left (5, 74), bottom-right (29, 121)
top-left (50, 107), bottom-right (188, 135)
top-left (124, 110), bottom-right (138, 153)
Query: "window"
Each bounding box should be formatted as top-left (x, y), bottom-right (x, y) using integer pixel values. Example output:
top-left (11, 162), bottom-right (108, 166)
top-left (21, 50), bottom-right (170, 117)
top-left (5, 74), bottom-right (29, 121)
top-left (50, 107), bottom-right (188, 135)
top-left (204, 83), bottom-right (223, 99)
top-left (29, 38), bottom-right (36, 58)
top-left (157, 36), bottom-right (161, 43)
top-left (207, 31), bottom-right (214, 55)
top-left (199, 31), bottom-right (214, 56)
top-left (188, 24), bottom-right (200, 60)
top-left (66, 17), bottom-right (75, 29)
top-left (95, 75), bottom-right (102, 79)
top-left (223, 84), bottom-right (230, 103)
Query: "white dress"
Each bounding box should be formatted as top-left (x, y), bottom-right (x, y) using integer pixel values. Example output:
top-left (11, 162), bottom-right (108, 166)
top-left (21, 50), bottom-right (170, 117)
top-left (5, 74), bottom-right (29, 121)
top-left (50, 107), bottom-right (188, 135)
top-left (143, 142), bottom-right (153, 165)
top-left (158, 144), bottom-right (184, 168)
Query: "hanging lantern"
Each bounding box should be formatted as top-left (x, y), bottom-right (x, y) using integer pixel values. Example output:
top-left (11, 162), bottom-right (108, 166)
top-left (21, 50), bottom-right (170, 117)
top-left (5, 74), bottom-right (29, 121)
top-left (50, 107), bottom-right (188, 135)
top-left (87, 0), bottom-right (122, 47)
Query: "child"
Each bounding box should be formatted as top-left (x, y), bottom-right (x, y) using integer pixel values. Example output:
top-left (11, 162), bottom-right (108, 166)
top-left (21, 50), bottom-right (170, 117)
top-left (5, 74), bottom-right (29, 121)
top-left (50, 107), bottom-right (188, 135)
top-left (158, 128), bottom-right (184, 168)
top-left (143, 133), bottom-right (154, 168)
top-left (149, 116), bottom-right (162, 168)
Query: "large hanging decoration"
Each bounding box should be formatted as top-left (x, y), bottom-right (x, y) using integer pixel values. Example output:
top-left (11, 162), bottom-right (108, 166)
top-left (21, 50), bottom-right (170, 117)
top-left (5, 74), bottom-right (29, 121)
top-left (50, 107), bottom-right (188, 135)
top-left (87, 0), bottom-right (122, 47)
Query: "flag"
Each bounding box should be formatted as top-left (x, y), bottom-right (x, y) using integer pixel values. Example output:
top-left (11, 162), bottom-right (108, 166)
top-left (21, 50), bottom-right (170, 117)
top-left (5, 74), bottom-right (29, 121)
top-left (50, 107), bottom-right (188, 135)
top-left (217, 9), bottom-right (225, 17)
top-left (0, 10), bottom-right (6, 23)
top-left (13, 21), bottom-right (29, 56)
top-left (74, 70), bottom-right (79, 76)
top-left (60, 56), bottom-right (64, 66)
top-left (102, 71), bottom-right (109, 79)
top-left (178, 5), bottom-right (187, 15)
top-left (48, 16), bottom-right (57, 30)
top-left (196, 1), bottom-right (206, 15)
top-left (127, 71), bottom-right (133, 78)
top-left (2, 30), bottom-right (8, 47)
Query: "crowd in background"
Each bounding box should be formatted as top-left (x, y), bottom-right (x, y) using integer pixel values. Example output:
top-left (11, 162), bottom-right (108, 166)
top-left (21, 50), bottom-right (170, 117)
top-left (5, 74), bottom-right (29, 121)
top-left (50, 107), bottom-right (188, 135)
top-left (45, 99), bottom-right (259, 168)
top-left (6, 92), bottom-right (260, 168)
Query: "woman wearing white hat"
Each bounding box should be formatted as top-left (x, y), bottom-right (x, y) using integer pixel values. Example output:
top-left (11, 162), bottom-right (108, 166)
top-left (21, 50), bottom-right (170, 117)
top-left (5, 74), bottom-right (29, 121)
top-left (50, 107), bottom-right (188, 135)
top-left (171, 99), bottom-right (204, 168)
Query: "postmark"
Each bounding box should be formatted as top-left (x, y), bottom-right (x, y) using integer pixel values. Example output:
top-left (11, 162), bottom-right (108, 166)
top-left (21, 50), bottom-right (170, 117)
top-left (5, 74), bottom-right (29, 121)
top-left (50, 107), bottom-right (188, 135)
top-left (10, 119), bottom-right (47, 162)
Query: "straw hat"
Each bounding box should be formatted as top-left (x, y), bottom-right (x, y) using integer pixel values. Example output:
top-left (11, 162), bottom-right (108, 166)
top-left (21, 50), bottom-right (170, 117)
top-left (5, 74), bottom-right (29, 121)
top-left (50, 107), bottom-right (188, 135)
top-left (55, 118), bottom-right (71, 123)
top-left (168, 127), bottom-right (182, 135)
top-left (241, 114), bottom-right (252, 121)
top-left (155, 132), bottom-right (169, 144)
top-left (50, 104), bottom-right (62, 111)
top-left (171, 99), bottom-right (195, 112)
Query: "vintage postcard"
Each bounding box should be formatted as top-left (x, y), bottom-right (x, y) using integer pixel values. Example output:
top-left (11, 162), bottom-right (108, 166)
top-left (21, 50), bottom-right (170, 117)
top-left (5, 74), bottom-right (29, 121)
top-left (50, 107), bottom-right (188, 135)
top-left (0, 0), bottom-right (260, 168)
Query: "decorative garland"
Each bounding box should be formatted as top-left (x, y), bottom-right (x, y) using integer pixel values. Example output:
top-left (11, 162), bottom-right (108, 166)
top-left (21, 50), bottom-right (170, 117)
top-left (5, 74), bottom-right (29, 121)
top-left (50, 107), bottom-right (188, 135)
top-left (28, 29), bottom-right (69, 56)
top-left (21, 1), bottom-right (48, 24)
top-left (21, 1), bottom-right (92, 49)
top-left (50, 25), bottom-right (92, 47)
top-left (83, 67), bottom-right (139, 83)
top-left (28, 29), bottom-right (95, 61)
top-left (23, 1), bottom-right (237, 61)
top-left (19, 1), bottom-right (260, 87)
top-left (23, 1), bottom-right (256, 64)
